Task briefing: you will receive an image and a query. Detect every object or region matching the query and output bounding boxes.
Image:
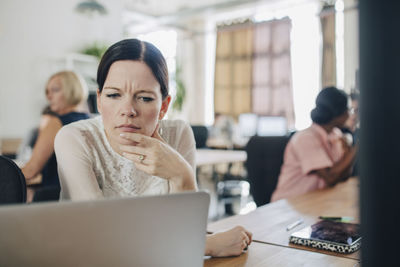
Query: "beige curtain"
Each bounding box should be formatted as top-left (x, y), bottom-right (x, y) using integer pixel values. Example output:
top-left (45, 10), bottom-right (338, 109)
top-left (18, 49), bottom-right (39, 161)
top-left (214, 22), bottom-right (253, 118)
top-left (214, 18), bottom-right (295, 128)
top-left (251, 18), bottom-right (295, 128)
top-left (320, 5), bottom-right (336, 88)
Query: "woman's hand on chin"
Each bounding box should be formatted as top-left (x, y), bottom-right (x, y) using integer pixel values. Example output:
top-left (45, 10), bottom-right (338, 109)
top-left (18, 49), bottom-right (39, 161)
top-left (118, 126), bottom-right (196, 192)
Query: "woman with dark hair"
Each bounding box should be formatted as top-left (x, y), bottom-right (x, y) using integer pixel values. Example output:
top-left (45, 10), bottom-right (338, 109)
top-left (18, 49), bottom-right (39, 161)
top-left (271, 87), bottom-right (357, 201)
top-left (54, 39), bottom-right (252, 257)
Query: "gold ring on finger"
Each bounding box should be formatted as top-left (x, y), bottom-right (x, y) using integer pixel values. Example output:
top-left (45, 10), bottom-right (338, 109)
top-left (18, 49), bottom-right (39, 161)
top-left (139, 154), bottom-right (145, 163)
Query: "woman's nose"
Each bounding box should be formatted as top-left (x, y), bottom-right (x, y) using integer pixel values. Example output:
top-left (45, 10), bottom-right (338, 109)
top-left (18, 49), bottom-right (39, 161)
top-left (121, 101), bottom-right (137, 117)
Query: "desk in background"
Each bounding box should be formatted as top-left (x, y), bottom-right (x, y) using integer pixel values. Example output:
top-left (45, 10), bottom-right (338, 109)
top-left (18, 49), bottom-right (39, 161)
top-left (195, 148), bottom-right (247, 183)
top-left (196, 149), bottom-right (246, 167)
top-left (196, 149), bottom-right (249, 218)
top-left (207, 177), bottom-right (360, 260)
top-left (0, 138), bottom-right (22, 159)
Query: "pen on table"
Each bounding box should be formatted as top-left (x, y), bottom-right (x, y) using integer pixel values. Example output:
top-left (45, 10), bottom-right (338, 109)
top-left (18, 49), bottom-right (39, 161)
top-left (318, 216), bottom-right (354, 222)
top-left (286, 218), bottom-right (304, 231)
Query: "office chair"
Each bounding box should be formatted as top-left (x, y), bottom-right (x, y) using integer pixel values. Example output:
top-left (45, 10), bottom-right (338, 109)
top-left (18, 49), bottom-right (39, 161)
top-left (191, 125), bottom-right (209, 148)
top-left (0, 155), bottom-right (27, 204)
top-left (245, 135), bottom-right (291, 207)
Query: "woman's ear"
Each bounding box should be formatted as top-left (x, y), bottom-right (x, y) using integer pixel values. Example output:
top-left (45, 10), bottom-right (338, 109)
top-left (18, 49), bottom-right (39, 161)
top-left (96, 89), bottom-right (102, 114)
top-left (159, 95), bottom-right (171, 120)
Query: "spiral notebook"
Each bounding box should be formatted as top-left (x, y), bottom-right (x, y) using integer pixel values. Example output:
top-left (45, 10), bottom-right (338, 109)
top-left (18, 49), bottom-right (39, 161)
top-left (289, 220), bottom-right (361, 254)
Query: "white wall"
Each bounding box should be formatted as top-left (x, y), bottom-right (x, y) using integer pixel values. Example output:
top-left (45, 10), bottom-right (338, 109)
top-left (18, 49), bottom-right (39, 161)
top-left (282, 1), bottom-right (321, 130)
top-left (0, 0), bottom-right (123, 138)
top-left (177, 19), bottom-right (214, 126)
top-left (343, 0), bottom-right (359, 91)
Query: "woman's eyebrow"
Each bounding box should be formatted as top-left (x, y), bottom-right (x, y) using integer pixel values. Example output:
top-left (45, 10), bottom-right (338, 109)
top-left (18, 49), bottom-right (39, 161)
top-left (103, 86), bottom-right (121, 91)
top-left (136, 89), bottom-right (156, 95)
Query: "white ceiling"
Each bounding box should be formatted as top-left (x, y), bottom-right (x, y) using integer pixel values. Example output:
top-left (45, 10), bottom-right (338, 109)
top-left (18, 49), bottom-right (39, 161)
top-left (120, 0), bottom-right (320, 35)
top-left (120, 0), bottom-right (270, 34)
top-left (123, 0), bottom-right (268, 18)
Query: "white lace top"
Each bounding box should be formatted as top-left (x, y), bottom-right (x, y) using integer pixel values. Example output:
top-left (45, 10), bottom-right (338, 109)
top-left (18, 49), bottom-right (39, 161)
top-left (54, 116), bottom-right (196, 201)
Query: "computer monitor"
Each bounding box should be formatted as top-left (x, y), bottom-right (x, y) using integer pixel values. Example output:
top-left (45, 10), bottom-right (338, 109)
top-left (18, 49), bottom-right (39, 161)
top-left (257, 116), bottom-right (287, 136)
top-left (238, 113), bottom-right (258, 137)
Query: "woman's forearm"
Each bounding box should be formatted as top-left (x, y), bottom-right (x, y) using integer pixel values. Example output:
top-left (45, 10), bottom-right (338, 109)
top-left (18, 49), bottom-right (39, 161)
top-left (323, 147), bottom-right (357, 185)
top-left (21, 163), bottom-right (40, 180)
top-left (22, 115), bottom-right (62, 180)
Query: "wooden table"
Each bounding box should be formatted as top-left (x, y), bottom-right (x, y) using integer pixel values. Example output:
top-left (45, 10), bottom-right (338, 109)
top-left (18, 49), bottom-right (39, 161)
top-left (207, 178), bottom-right (360, 260)
top-left (204, 241), bottom-right (360, 267)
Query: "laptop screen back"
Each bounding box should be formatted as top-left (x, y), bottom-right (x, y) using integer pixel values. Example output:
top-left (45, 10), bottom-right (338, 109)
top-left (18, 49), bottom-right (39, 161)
top-left (0, 191), bottom-right (209, 267)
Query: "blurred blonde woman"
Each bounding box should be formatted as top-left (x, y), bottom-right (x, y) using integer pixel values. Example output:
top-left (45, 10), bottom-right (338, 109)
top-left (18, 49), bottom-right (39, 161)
top-left (22, 71), bottom-right (90, 202)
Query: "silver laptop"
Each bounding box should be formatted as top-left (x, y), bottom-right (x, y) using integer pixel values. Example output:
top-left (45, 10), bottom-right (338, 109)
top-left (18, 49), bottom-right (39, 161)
top-left (0, 191), bottom-right (210, 267)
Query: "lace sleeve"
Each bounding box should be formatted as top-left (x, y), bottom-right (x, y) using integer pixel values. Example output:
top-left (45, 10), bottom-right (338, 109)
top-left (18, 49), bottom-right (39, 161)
top-left (54, 125), bottom-right (104, 200)
top-left (174, 121), bottom-right (196, 173)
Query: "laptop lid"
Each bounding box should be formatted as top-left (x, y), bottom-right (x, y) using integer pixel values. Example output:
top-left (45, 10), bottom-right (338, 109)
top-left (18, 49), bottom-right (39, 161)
top-left (0, 191), bottom-right (210, 267)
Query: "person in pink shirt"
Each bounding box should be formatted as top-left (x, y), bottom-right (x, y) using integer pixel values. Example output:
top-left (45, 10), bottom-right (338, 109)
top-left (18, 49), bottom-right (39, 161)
top-left (271, 87), bottom-right (357, 202)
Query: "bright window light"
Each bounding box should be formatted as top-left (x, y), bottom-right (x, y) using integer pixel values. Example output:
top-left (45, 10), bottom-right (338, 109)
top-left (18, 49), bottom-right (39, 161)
top-left (204, 20), bottom-right (217, 126)
top-left (138, 30), bottom-right (177, 61)
top-left (137, 30), bottom-right (178, 115)
top-left (335, 0), bottom-right (345, 90)
top-left (253, 1), bottom-right (321, 130)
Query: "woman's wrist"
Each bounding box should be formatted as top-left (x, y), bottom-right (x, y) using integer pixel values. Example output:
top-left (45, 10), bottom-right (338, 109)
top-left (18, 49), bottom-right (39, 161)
top-left (205, 235), bottom-right (214, 256)
top-left (204, 226), bottom-right (252, 257)
top-left (21, 164), bottom-right (37, 180)
top-left (169, 164), bottom-right (196, 192)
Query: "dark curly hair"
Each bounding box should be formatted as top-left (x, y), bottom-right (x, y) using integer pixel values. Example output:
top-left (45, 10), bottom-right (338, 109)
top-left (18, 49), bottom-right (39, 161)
top-left (310, 86), bottom-right (348, 124)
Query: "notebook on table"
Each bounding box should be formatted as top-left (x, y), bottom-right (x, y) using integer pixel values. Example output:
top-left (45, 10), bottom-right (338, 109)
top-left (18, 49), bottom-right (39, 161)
top-left (289, 220), bottom-right (361, 254)
top-left (0, 191), bottom-right (210, 267)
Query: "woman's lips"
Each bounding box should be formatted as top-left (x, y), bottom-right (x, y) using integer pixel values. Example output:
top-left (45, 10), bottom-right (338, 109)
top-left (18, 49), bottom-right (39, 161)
top-left (117, 125), bottom-right (141, 133)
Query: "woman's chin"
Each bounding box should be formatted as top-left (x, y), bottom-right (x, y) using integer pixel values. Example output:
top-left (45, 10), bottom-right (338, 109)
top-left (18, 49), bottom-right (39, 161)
top-left (117, 136), bottom-right (139, 146)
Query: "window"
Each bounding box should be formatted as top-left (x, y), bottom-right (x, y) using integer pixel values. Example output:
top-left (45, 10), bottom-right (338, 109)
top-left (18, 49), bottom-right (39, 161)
top-left (137, 30), bottom-right (178, 114)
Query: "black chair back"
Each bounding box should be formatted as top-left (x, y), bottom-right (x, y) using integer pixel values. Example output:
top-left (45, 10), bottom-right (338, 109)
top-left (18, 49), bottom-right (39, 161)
top-left (245, 135), bottom-right (291, 207)
top-left (0, 155), bottom-right (27, 204)
top-left (191, 125), bottom-right (209, 148)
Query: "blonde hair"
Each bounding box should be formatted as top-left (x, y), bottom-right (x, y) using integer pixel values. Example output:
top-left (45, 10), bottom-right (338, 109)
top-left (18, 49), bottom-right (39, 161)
top-left (46, 71), bottom-right (88, 107)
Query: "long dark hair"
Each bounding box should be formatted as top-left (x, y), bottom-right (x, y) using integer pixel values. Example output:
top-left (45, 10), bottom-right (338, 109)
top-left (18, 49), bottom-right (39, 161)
top-left (97, 39), bottom-right (169, 99)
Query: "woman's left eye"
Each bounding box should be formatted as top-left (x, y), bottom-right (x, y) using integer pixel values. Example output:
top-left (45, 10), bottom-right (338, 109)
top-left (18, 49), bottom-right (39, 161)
top-left (106, 93), bottom-right (120, 98)
top-left (139, 96), bottom-right (154, 102)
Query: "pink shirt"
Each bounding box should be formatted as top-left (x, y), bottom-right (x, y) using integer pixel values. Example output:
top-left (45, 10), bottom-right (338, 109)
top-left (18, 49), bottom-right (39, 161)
top-left (271, 124), bottom-right (344, 202)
